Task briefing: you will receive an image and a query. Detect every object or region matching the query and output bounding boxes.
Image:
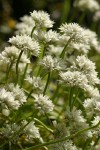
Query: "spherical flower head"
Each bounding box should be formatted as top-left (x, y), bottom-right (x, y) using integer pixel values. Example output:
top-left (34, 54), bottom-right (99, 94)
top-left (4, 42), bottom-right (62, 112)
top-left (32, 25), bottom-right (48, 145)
top-left (70, 43), bottom-right (90, 54)
top-left (0, 46), bottom-right (30, 65)
top-left (59, 23), bottom-right (89, 45)
top-left (66, 107), bottom-right (89, 132)
top-left (20, 15), bottom-right (35, 26)
top-left (74, 0), bottom-right (100, 12)
top-left (39, 55), bottom-right (65, 71)
top-left (75, 55), bottom-right (100, 85)
top-left (33, 94), bottom-right (54, 114)
top-left (2, 123), bottom-right (21, 138)
top-left (23, 121), bottom-right (41, 140)
top-left (30, 10), bottom-right (54, 28)
top-left (59, 70), bottom-right (88, 89)
top-left (83, 97), bottom-right (100, 117)
top-left (47, 45), bottom-right (63, 56)
top-left (91, 116), bottom-right (100, 137)
top-left (9, 35), bottom-right (40, 56)
top-left (25, 75), bottom-right (44, 92)
top-left (83, 84), bottom-right (100, 98)
top-left (0, 84), bottom-right (26, 111)
top-left (16, 15), bottom-right (35, 35)
top-left (85, 29), bottom-right (99, 49)
top-left (36, 30), bottom-right (60, 44)
top-left (8, 83), bottom-right (26, 104)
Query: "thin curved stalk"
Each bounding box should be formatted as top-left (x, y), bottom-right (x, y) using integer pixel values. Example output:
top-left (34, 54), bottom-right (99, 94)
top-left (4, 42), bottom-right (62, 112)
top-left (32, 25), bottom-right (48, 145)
top-left (26, 89), bottom-right (33, 100)
top-left (43, 72), bottom-right (50, 95)
top-left (6, 59), bottom-right (14, 83)
top-left (69, 87), bottom-right (74, 111)
top-left (31, 26), bottom-right (36, 38)
top-left (60, 35), bottom-right (75, 58)
top-left (16, 50), bottom-right (24, 84)
top-left (34, 118), bottom-right (53, 133)
top-left (20, 63), bottom-right (28, 87)
top-left (71, 88), bottom-right (80, 110)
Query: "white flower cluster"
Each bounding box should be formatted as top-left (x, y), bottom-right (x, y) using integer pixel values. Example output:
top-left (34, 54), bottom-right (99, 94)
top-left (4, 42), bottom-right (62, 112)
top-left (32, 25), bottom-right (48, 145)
top-left (75, 55), bottom-right (100, 85)
top-left (33, 94), bottom-right (54, 114)
top-left (9, 35), bottom-right (40, 56)
top-left (25, 75), bottom-right (44, 92)
top-left (30, 10), bottom-right (54, 28)
top-left (74, 0), bottom-right (100, 12)
top-left (0, 84), bottom-right (26, 116)
top-left (59, 71), bottom-right (88, 88)
top-left (91, 116), bottom-right (100, 137)
top-left (66, 107), bottom-right (92, 138)
top-left (0, 46), bottom-right (30, 73)
top-left (50, 123), bottom-right (78, 150)
top-left (0, 9), bottom-right (100, 149)
top-left (59, 23), bottom-right (89, 44)
top-left (59, 55), bottom-right (100, 97)
top-left (83, 97), bottom-right (100, 117)
top-left (16, 15), bottom-right (35, 35)
top-left (23, 121), bottom-right (41, 140)
top-left (2, 120), bottom-right (41, 141)
top-left (35, 29), bottom-right (60, 44)
top-left (58, 23), bottom-right (100, 54)
top-left (39, 55), bottom-right (65, 71)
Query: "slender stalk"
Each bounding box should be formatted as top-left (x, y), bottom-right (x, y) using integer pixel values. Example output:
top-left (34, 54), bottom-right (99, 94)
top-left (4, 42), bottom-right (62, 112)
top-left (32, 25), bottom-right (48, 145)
top-left (16, 50), bottom-right (24, 84)
top-left (36, 44), bottom-right (46, 77)
top-left (83, 139), bottom-right (91, 150)
top-left (60, 35), bottom-right (75, 58)
top-left (71, 88), bottom-right (80, 110)
top-left (6, 59), bottom-right (14, 83)
top-left (60, 0), bottom-right (70, 23)
top-left (34, 118), bottom-right (53, 133)
top-left (69, 87), bottom-right (74, 111)
top-left (78, 12), bottom-right (86, 24)
top-left (69, 8), bottom-right (77, 22)
top-left (94, 137), bottom-right (100, 146)
top-left (31, 26), bottom-right (35, 38)
top-left (43, 72), bottom-right (50, 95)
top-left (24, 121), bottom-right (100, 150)
top-left (26, 89), bottom-right (33, 100)
top-left (20, 63), bottom-right (28, 87)
top-left (51, 84), bottom-right (60, 102)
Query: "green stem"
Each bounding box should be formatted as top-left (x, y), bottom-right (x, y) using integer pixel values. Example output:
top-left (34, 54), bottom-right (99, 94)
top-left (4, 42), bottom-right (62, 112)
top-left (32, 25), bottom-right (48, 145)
top-left (31, 26), bottom-right (35, 38)
top-left (20, 63), bottom-right (28, 87)
top-left (24, 121), bottom-right (100, 150)
top-left (69, 87), bottom-right (74, 111)
top-left (94, 137), bottom-right (100, 146)
top-left (27, 89), bottom-right (33, 100)
top-left (69, 8), bottom-right (77, 22)
top-left (16, 50), bottom-right (24, 84)
top-left (60, 35), bottom-right (75, 58)
top-left (51, 84), bottom-right (60, 102)
top-left (6, 59), bottom-right (14, 83)
top-left (71, 88), bottom-right (80, 110)
top-left (78, 12), bottom-right (86, 24)
top-left (36, 45), bottom-right (46, 77)
top-left (43, 72), bottom-right (50, 95)
top-left (60, 0), bottom-right (70, 23)
top-left (34, 118), bottom-right (53, 133)
top-left (83, 139), bottom-right (91, 150)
